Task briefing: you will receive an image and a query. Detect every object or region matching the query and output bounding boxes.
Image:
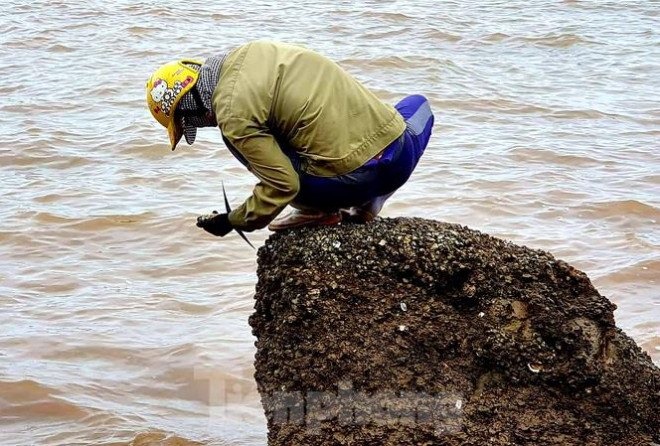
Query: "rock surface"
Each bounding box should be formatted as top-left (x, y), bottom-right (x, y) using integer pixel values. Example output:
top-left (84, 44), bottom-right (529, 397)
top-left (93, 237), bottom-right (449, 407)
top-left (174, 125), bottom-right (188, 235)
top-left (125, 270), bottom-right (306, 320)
top-left (250, 218), bottom-right (660, 446)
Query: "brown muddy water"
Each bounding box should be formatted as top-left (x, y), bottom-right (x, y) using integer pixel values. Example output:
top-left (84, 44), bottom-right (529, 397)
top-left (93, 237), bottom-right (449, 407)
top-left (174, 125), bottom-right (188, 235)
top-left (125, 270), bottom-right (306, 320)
top-left (1, 1), bottom-right (658, 445)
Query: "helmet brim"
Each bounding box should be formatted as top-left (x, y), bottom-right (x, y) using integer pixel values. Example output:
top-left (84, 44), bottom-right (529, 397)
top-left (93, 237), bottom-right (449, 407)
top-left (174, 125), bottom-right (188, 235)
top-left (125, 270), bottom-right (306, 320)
top-left (167, 118), bottom-right (184, 151)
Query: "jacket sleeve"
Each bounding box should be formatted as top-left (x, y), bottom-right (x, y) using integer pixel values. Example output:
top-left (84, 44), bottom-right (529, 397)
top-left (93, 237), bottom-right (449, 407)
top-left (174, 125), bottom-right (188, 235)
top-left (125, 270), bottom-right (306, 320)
top-left (220, 116), bottom-right (300, 231)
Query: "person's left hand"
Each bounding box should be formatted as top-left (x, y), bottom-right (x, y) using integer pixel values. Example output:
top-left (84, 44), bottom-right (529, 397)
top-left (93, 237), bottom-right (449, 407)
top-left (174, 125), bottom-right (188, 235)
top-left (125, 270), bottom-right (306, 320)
top-left (196, 211), bottom-right (233, 237)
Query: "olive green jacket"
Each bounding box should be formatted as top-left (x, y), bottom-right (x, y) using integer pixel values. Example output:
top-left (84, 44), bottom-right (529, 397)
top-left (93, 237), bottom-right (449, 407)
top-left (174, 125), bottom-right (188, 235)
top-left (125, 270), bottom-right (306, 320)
top-left (212, 40), bottom-right (406, 231)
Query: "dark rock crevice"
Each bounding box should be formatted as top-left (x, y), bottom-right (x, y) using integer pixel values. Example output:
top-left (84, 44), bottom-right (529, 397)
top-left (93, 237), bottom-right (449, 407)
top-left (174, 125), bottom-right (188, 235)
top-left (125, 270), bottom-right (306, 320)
top-left (250, 218), bottom-right (660, 446)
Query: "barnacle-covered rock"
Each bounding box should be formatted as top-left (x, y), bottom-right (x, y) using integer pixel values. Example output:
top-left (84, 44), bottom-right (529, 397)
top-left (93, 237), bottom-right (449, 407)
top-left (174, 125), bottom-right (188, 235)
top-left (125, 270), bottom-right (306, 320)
top-left (250, 217), bottom-right (660, 446)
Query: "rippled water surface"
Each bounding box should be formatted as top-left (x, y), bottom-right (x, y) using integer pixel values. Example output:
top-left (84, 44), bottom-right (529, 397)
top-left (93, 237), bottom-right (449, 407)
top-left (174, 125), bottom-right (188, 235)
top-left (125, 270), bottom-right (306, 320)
top-left (1, 0), bottom-right (659, 444)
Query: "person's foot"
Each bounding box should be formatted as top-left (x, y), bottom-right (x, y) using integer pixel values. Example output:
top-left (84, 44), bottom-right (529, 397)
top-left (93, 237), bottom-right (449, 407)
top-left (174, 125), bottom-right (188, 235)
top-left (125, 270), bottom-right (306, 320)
top-left (268, 209), bottom-right (341, 231)
top-left (339, 207), bottom-right (377, 224)
top-left (340, 193), bottom-right (392, 224)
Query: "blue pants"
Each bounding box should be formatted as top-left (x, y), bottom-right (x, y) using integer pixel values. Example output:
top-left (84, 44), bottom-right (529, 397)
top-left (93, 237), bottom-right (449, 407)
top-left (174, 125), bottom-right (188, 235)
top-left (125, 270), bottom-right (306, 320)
top-left (291, 94), bottom-right (434, 210)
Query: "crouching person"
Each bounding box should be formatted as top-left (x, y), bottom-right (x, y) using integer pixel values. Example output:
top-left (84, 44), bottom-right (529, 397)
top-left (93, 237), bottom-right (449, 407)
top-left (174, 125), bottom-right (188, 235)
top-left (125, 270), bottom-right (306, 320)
top-left (145, 40), bottom-right (434, 237)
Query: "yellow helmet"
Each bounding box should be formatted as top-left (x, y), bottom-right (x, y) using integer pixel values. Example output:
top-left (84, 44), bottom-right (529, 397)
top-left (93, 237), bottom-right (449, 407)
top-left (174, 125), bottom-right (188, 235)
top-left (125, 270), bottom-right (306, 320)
top-left (146, 59), bottom-right (202, 150)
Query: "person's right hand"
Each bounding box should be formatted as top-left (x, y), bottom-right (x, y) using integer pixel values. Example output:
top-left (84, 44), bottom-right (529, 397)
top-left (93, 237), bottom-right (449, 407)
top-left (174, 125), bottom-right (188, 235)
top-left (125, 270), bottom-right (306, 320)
top-left (196, 211), bottom-right (233, 237)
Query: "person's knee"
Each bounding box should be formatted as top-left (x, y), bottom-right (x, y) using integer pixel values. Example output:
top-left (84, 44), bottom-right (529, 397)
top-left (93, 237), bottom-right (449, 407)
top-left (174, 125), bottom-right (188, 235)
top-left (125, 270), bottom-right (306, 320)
top-left (396, 94), bottom-right (433, 129)
top-left (409, 94), bottom-right (428, 103)
top-left (396, 94), bottom-right (427, 112)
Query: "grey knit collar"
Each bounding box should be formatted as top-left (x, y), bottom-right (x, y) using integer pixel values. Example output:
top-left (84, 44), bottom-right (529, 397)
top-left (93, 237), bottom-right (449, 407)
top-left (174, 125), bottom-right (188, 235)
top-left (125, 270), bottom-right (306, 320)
top-left (196, 54), bottom-right (224, 111)
top-left (178, 54), bottom-right (226, 145)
